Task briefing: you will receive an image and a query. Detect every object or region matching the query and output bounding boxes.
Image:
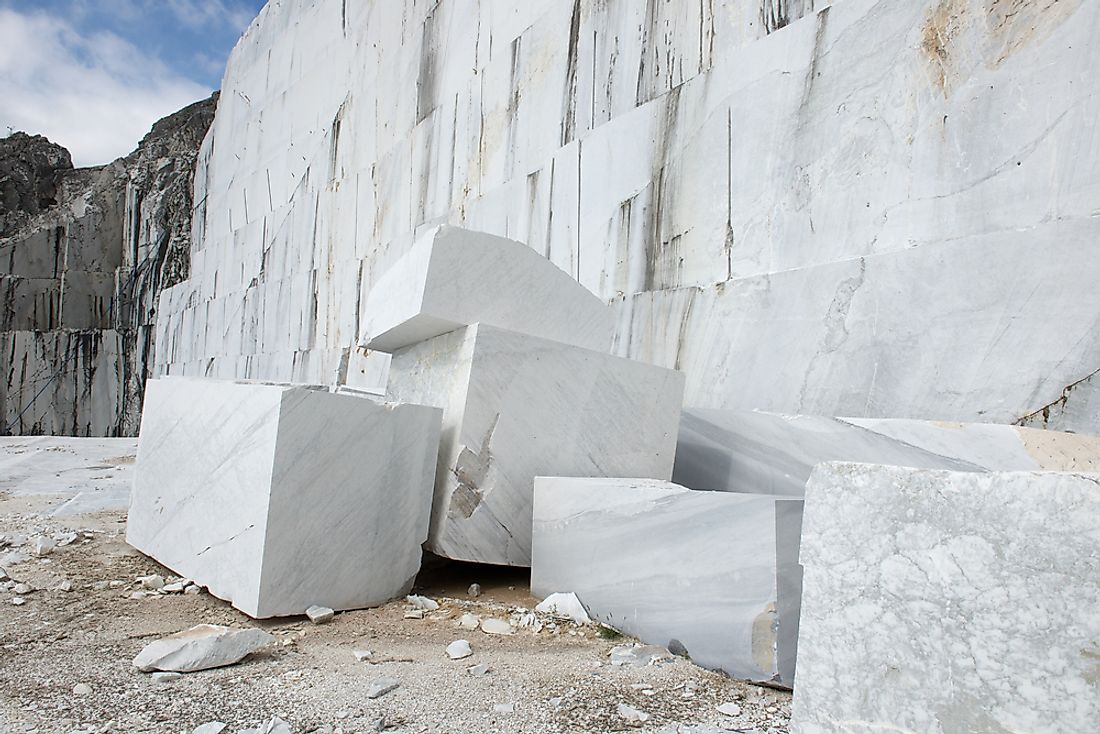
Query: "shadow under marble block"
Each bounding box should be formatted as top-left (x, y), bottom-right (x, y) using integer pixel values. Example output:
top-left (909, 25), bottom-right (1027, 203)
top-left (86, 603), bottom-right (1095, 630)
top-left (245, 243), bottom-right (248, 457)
top-left (385, 323), bottom-right (685, 566)
top-left (531, 477), bottom-right (803, 685)
top-left (791, 463), bottom-right (1100, 734)
top-left (127, 377), bottom-right (441, 618)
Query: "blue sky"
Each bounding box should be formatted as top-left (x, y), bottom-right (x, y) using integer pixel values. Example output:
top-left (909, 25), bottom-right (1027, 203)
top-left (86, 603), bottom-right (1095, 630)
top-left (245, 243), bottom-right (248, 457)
top-left (1, 0), bottom-right (266, 166)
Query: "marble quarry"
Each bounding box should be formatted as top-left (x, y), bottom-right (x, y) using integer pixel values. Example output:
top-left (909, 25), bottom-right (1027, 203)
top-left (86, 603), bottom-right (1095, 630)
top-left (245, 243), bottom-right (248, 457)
top-left (1, 97), bottom-right (217, 436)
top-left (144, 0), bottom-right (1100, 438)
top-left (385, 322), bottom-right (684, 566)
top-left (791, 463), bottom-right (1100, 734)
top-left (531, 477), bottom-right (803, 685)
top-left (127, 377), bottom-right (441, 618)
top-left (362, 225), bottom-right (611, 353)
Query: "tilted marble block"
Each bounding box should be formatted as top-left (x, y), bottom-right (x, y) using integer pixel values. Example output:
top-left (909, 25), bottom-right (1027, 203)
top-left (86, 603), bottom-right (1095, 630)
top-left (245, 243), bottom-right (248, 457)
top-left (127, 377), bottom-right (441, 618)
top-left (791, 463), bottom-right (1100, 734)
top-left (674, 408), bottom-right (1100, 497)
top-left (361, 225), bottom-right (612, 353)
top-left (531, 477), bottom-right (803, 685)
top-left (385, 323), bottom-right (684, 566)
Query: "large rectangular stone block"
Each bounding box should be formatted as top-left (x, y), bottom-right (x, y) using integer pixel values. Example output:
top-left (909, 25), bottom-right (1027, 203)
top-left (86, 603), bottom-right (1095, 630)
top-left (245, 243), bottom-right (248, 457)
top-left (127, 377), bottom-right (441, 618)
top-left (531, 477), bottom-right (802, 685)
top-left (792, 463), bottom-right (1100, 734)
top-left (385, 323), bottom-right (684, 566)
top-left (361, 225), bottom-right (612, 353)
top-left (674, 409), bottom-right (1100, 497)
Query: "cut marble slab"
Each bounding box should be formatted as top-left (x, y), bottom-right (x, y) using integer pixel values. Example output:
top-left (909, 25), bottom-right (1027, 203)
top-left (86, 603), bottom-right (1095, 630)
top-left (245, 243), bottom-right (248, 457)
top-left (127, 377), bottom-right (441, 618)
top-left (531, 477), bottom-right (802, 685)
top-left (673, 409), bottom-right (1100, 497)
top-left (791, 463), bottom-right (1100, 734)
top-left (385, 323), bottom-right (684, 566)
top-left (361, 225), bottom-right (612, 353)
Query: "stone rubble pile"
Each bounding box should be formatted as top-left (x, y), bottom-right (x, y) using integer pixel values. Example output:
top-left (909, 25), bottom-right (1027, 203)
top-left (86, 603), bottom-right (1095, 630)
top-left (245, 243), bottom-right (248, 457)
top-left (127, 222), bottom-right (1100, 732)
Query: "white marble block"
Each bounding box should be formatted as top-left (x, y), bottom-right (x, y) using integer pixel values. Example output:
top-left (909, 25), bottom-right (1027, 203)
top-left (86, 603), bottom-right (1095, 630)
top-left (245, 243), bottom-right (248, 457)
top-left (385, 323), bottom-right (684, 566)
top-left (127, 377), bottom-right (441, 618)
top-left (531, 477), bottom-right (803, 685)
top-left (361, 225), bottom-right (612, 353)
top-left (791, 463), bottom-right (1100, 734)
top-left (674, 409), bottom-right (1100, 497)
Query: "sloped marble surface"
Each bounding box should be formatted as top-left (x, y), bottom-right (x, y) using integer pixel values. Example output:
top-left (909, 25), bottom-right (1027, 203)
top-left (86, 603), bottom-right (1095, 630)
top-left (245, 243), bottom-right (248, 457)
top-left (0, 436), bottom-right (136, 516)
top-left (674, 409), bottom-right (1100, 497)
top-left (150, 0), bottom-right (1100, 435)
top-left (531, 477), bottom-right (802, 684)
top-left (385, 323), bottom-right (684, 566)
top-left (361, 225), bottom-right (611, 352)
top-left (791, 463), bottom-right (1100, 734)
top-left (127, 377), bottom-right (440, 618)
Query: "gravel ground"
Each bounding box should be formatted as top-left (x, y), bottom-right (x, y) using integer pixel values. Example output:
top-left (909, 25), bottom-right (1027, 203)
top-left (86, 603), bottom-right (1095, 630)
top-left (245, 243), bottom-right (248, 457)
top-left (1, 488), bottom-right (791, 734)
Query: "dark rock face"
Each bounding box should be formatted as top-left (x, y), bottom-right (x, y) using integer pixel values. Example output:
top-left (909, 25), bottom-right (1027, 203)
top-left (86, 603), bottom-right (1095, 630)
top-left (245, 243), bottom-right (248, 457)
top-left (0, 93), bottom-right (218, 436)
top-left (0, 133), bottom-right (74, 237)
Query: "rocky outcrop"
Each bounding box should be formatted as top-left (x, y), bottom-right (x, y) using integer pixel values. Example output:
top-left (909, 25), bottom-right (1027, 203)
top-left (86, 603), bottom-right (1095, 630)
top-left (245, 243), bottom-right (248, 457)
top-left (0, 94), bottom-right (217, 436)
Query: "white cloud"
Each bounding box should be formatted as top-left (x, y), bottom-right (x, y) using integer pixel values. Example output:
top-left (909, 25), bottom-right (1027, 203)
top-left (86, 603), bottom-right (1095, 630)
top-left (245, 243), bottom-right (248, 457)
top-left (166, 0), bottom-right (257, 34)
top-left (0, 7), bottom-right (212, 167)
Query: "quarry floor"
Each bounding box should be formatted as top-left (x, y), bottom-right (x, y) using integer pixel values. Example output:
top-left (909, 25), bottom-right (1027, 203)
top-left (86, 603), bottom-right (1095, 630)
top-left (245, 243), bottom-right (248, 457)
top-left (0, 439), bottom-right (790, 734)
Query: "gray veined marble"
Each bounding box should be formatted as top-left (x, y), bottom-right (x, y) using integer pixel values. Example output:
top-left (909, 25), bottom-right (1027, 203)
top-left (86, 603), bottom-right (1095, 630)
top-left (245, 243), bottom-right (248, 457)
top-left (127, 377), bottom-right (441, 618)
top-left (674, 409), bottom-right (1100, 497)
top-left (531, 477), bottom-right (802, 685)
top-left (360, 225), bottom-right (612, 353)
top-left (791, 463), bottom-right (1100, 734)
top-left (385, 323), bottom-right (684, 567)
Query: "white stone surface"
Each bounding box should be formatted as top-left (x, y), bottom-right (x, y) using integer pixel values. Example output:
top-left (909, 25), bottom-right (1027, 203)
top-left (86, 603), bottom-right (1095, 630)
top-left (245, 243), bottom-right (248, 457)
top-left (386, 323), bottom-right (683, 566)
top-left (127, 377), bottom-right (441, 618)
top-left (361, 225), bottom-right (611, 352)
top-left (532, 477), bottom-right (802, 684)
top-left (132, 624), bottom-right (274, 673)
top-left (534, 592), bottom-right (591, 625)
top-left (791, 463), bottom-right (1100, 734)
top-left (0, 436), bottom-right (136, 516)
top-left (674, 409), bottom-right (1100, 497)
top-left (151, 0), bottom-right (1100, 435)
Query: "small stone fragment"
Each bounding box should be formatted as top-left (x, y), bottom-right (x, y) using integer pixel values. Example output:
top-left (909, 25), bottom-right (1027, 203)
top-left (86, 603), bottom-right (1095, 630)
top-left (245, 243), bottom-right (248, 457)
top-left (163, 581), bottom-right (187, 593)
top-left (0, 567), bottom-right (9, 582)
top-left (192, 723), bottom-right (227, 734)
top-left (11, 597), bottom-right (25, 606)
top-left (480, 618), bottom-right (512, 635)
top-left (55, 532), bottom-right (78, 547)
top-left (152, 672), bottom-right (184, 684)
top-left (366, 677), bottom-right (400, 699)
top-left (13, 582), bottom-right (32, 595)
top-left (446, 640), bottom-right (473, 660)
top-left (617, 703), bottom-right (649, 724)
top-left (467, 583), bottom-right (481, 597)
top-left (493, 703), bottom-right (514, 714)
top-left (129, 591), bottom-right (148, 600)
top-left (405, 594), bottom-right (439, 610)
top-left (352, 649), bottom-right (373, 662)
top-left (467, 663), bottom-right (490, 676)
top-left (133, 624), bottom-right (274, 673)
top-left (183, 584), bottom-right (201, 595)
top-left (72, 683), bottom-right (92, 695)
top-left (717, 703), bottom-right (743, 717)
top-left (457, 612), bottom-right (480, 630)
top-left (306, 605), bottom-right (334, 624)
top-left (404, 609), bottom-right (425, 620)
top-left (57, 580), bottom-right (74, 592)
top-left (609, 644), bottom-right (670, 667)
top-left (91, 581), bottom-right (110, 591)
top-left (138, 574), bottom-right (165, 590)
top-left (32, 536), bottom-right (55, 556)
top-left (535, 592), bottom-right (591, 625)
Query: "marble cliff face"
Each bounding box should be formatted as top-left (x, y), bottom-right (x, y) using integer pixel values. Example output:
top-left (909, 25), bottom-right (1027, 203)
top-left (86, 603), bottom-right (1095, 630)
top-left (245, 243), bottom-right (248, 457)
top-left (0, 96), bottom-right (217, 436)
top-left (151, 0), bottom-right (1100, 434)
